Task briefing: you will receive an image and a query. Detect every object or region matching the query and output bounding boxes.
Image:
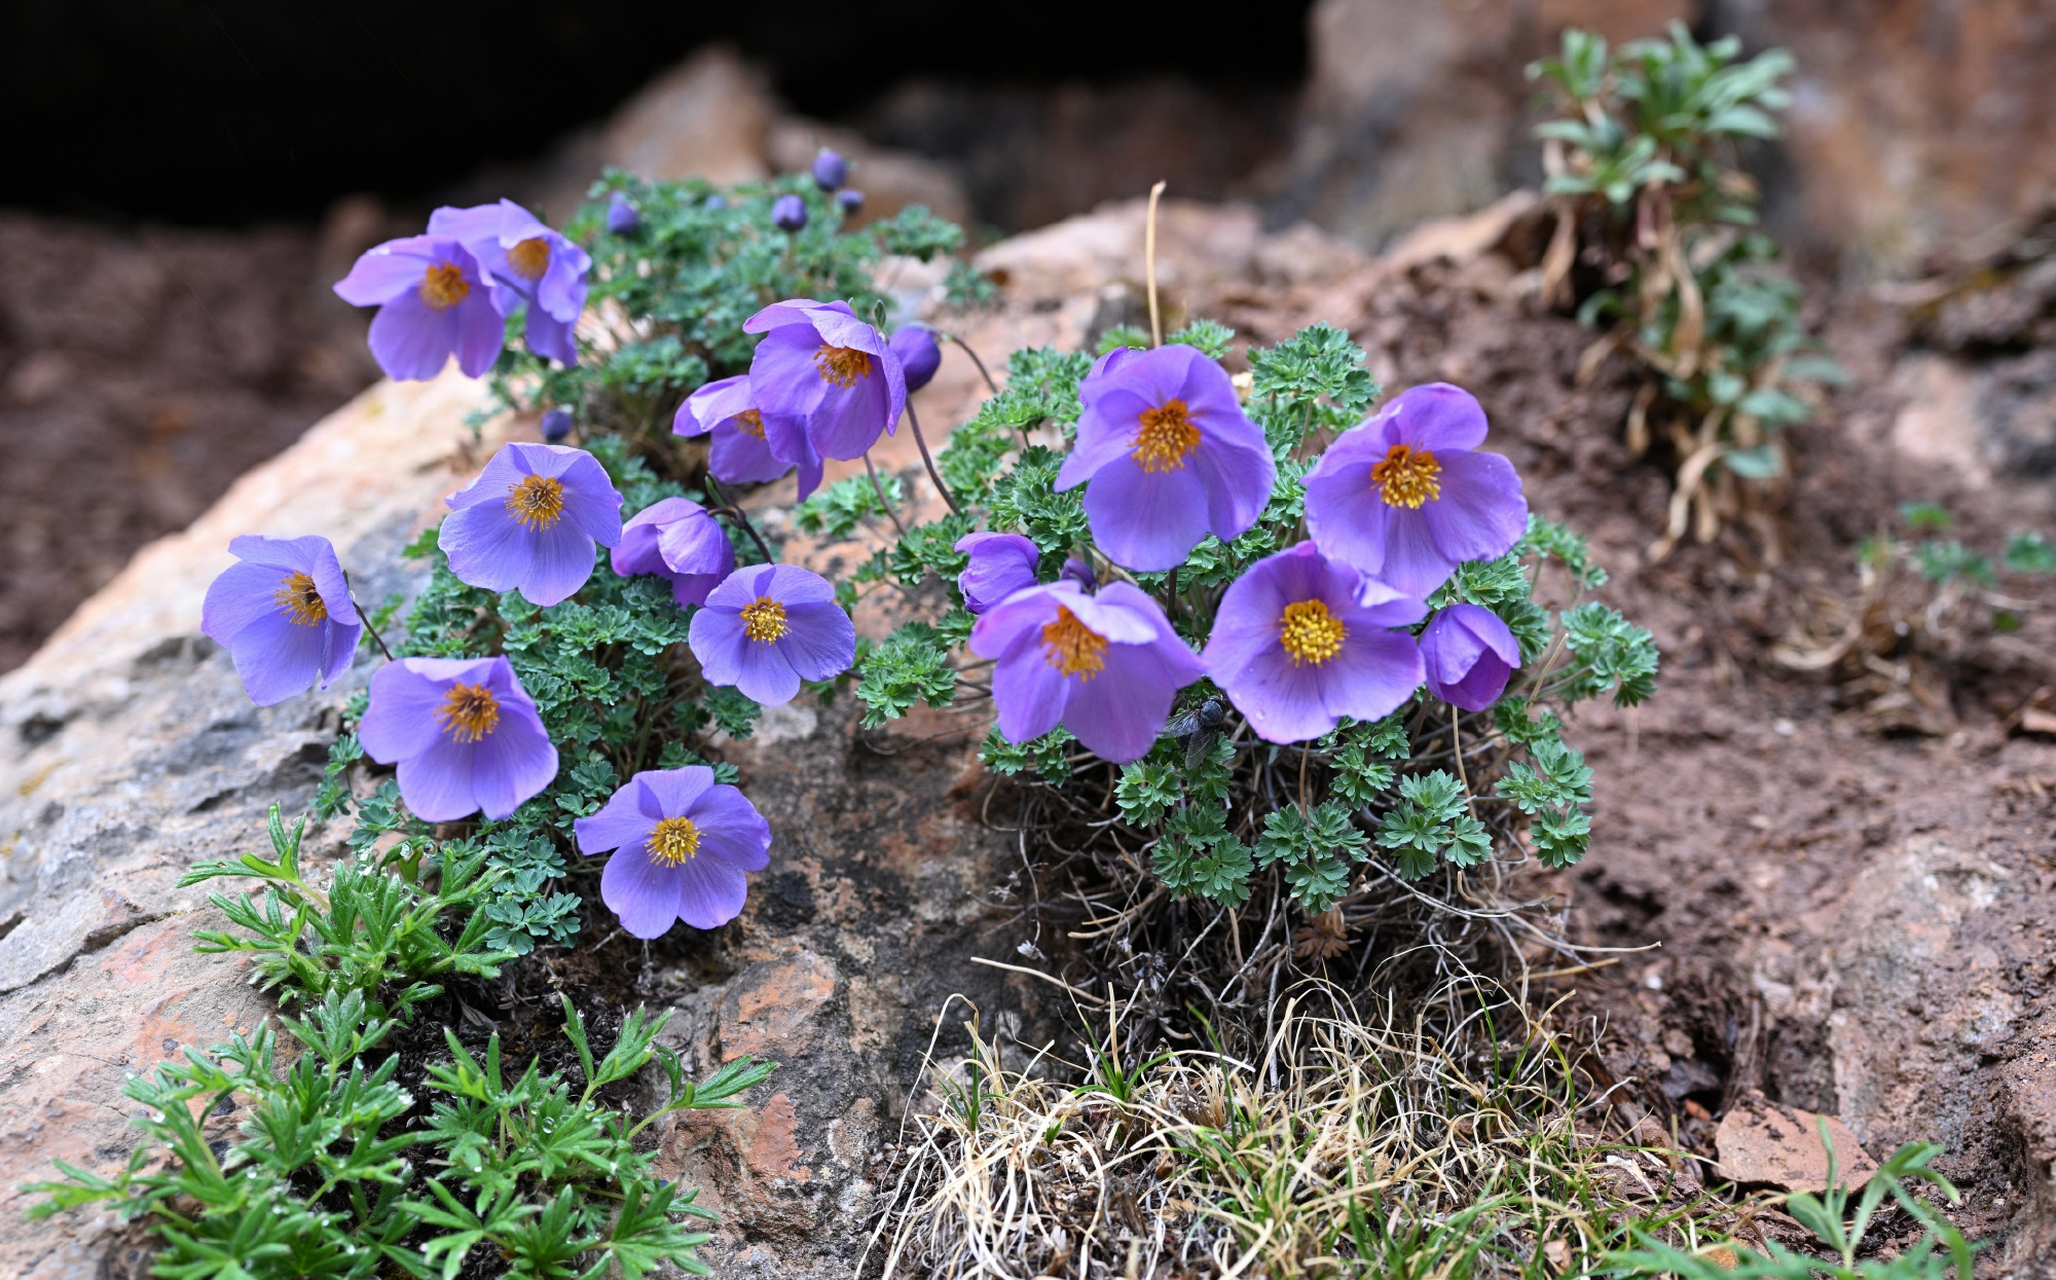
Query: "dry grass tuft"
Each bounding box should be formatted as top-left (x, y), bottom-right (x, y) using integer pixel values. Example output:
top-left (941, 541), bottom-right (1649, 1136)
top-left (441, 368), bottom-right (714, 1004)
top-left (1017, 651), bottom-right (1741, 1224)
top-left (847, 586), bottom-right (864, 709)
top-left (868, 982), bottom-right (1743, 1279)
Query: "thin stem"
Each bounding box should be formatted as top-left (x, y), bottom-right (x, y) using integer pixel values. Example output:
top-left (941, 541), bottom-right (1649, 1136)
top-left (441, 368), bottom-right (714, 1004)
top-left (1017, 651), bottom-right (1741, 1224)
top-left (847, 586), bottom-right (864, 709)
top-left (943, 331), bottom-right (999, 395)
top-left (703, 476), bottom-right (774, 565)
top-left (345, 579), bottom-right (395, 662)
top-left (1165, 566), bottom-right (1179, 622)
top-left (905, 402), bottom-right (963, 515)
top-left (863, 453), bottom-right (909, 536)
top-left (1297, 743), bottom-right (1310, 814)
top-left (1450, 705), bottom-right (1476, 816)
top-left (1145, 180), bottom-right (1167, 347)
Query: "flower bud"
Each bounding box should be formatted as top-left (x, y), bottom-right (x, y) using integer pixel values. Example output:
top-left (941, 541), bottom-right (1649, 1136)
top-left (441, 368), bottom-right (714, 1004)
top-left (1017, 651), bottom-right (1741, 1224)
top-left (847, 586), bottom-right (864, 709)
top-left (705, 194), bottom-right (726, 211)
top-left (605, 191), bottom-right (639, 236)
top-left (772, 194), bottom-right (807, 233)
top-left (837, 188), bottom-right (865, 214)
top-left (890, 325), bottom-right (941, 392)
top-left (541, 407), bottom-right (574, 441)
top-left (1061, 557), bottom-right (1097, 591)
top-left (812, 148), bottom-right (847, 191)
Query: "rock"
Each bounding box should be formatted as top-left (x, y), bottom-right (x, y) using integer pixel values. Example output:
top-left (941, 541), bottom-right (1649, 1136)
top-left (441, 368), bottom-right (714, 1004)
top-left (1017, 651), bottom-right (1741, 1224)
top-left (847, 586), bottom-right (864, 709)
top-left (1715, 1093), bottom-right (1877, 1192)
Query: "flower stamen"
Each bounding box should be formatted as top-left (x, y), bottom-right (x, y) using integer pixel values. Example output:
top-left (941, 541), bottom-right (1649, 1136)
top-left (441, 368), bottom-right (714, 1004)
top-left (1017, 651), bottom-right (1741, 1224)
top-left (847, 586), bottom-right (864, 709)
top-left (505, 236), bottom-right (551, 282)
top-left (1370, 443), bottom-right (1441, 508)
top-left (1040, 606), bottom-right (1109, 679)
top-left (418, 263), bottom-right (470, 311)
top-left (814, 345), bottom-right (873, 388)
top-left (735, 408), bottom-right (766, 440)
top-left (504, 475), bottom-right (565, 530)
top-left (741, 597), bottom-right (789, 643)
top-left (648, 816), bottom-right (701, 866)
top-left (273, 571), bottom-right (327, 627)
top-left (1279, 599), bottom-right (1348, 666)
top-left (1130, 399), bottom-right (1201, 473)
top-left (435, 682), bottom-right (501, 743)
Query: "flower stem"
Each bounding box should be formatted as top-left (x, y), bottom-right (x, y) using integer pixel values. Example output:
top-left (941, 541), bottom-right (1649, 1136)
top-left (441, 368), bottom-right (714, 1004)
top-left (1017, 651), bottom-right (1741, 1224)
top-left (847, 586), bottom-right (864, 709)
top-left (863, 452), bottom-right (909, 537)
top-left (942, 331), bottom-right (999, 395)
top-left (906, 402), bottom-right (962, 515)
top-left (704, 476), bottom-right (775, 565)
top-left (1146, 179), bottom-right (1167, 347)
top-left (345, 580), bottom-right (395, 662)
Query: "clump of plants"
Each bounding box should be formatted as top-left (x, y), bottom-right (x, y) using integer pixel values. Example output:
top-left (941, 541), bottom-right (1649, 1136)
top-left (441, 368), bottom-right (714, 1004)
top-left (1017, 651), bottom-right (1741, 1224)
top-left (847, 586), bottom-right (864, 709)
top-left (1529, 23), bottom-right (1843, 557)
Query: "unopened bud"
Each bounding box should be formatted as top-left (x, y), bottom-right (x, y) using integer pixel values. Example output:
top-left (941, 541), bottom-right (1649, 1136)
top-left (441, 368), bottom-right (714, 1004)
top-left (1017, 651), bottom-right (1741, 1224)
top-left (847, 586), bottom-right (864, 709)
top-left (772, 194), bottom-right (807, 233)
top-left (812, 148), bottom-right (848, 192)
top-left (890, 326), bottom-right (941, 392)
top-left (1061, 558), bottom-right (1097, 590)
top-left (605, 191), bottom-right (639, 236)
top-left (541, 407), bottom-right (574, 441)
top-left (837, 189), bottom-right (865, 215)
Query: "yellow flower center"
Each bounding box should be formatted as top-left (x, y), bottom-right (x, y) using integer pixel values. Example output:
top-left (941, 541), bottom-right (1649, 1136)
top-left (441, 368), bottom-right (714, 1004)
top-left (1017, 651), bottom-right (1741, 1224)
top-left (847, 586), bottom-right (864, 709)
top-left (648, 816), bottom-right (701, 866)
top-left (505, 236), bottom-right (551, 281)
top-left (418, 262), bottom-right (470, 311)
top-left (735, 408), bottom-right (766, 440)
top-left (1130, 398), bottom-right (1202, 474)
top-left (740, 597), bottom-right (789, 643)
top-left (273, 571), bottom-right (327, 627)
top-left (436, 682), bottom-right (501, 743)
top-left (504, 474), bottom-right (565, 530)
top-left (1278, 599), bottom-right (1348, 666)
top-left (1040, 605), bottom-right (1109, 679)
top-left (1370, 443), bottom-right (1441, 509)
top-left (814, 344), bottom-right (873, 388)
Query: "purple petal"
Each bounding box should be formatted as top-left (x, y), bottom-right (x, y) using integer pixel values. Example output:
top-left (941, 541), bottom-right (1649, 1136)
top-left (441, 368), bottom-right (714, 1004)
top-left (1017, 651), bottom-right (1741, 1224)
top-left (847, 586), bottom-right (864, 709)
top-left (453, 293), bottom-right (506, 377)
top-left (1371, 509), bottom-right (1456, 599)
top-left (1071, 582), bottom-right (1175, 648)
top-left (1440, 653), bottom-right (1513, 711)
top-left (437, 500), bottom-right (535, 594)
top-left (466, 702), bottom-right (558, 820)
top-left (708, 422), bottom-right (792, 484)
top-left (601, 843), bottom-right (685, 939)
top-left (394, 733), bottom-right (483, 822)
top-left (1061, 648), bottom-right (1182, 763)
top-left (222, 609), bottom-right (331, 707)
top-left (671, 855), bottom-right (750, 930)
top-left (1418, 448), bottom-right (1528, 566)
top-left (992, 643), bottom-right (1069, 745)
top-left (1191, 430), bottom-right (1276, 543)
top-left (367, 290), bottom-right (461, 382)
top-left (523, 305), bottom-right (577, 366)
top-left (1224, 643), bottom-right (1335, 744)
top-left (1319, 627), bottom-right (1424, 725)
top-left (333, 240), bottom-right (435, 305)
top-left (676, 376), bottom-right (753, 436)
top-left (968, 583), bottom-right (1067, 662)
top-left (774, 601), bottom-right (856, 681)
top-left (636, 766), bottom-right (717, 817)
top-left (1388, 383), bottom-right (1489, 453)
top-left (1059, 385), bottom-right (1156, 489)
top-left (1082, 456), bottom-right (1210, 573)
top-left (683, 784), bottom-right (772, 871)
top-left (730, 637), bottom-right (801, 705)
top-left (704, 563), bottom-right (780, 610)
top-left (575, 787), bottom-right (657, 855)
top-left (747, 329), bottom-right (830, 419)
top-left (357, 661), bottom-right (448, 762)
top-left (688, 607), bottom-right (751, 687)
top-left (611, 520), bottom-right (667, 578)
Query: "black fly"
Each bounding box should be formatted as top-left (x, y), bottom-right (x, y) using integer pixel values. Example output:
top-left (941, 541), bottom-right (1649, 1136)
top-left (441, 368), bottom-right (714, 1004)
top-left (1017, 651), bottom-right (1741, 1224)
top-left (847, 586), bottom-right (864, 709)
top-left (1163, 697), bottom-right (1226, 771)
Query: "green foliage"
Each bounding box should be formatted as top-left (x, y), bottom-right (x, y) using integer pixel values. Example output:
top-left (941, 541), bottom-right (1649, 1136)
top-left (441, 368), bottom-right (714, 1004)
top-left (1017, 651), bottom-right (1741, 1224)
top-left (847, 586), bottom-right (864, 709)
top-left (2006, 530), bottom-right (2056, 574)
top-left (795, 471), bottom-right (905, 538)
top-left (980, 726), bottom-right (1076, 786)
top-left (1610, 1128), bottom-right (1973, 1280)
top-left (1558, 602), bottom-right (1661, 706)
top-left (1154, 803), bottom-right (1255, 909)
top-left (854, 623), bottom-right (960, 727)
top-left (32, 806), bottom-right (771, 1279)
top-left (1165, 318), bottom-right (1235, 360)
top-left (941, 262), bottom-right (1000, 310)
top-left (1254, 802), bottom-right (1369, 913)
top-left (1374, 772), bottom-right (1488, 881)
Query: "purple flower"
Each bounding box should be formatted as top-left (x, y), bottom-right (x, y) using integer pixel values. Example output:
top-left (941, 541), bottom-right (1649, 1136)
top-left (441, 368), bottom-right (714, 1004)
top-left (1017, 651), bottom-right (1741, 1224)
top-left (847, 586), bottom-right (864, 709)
top-left (970, 581), bottom-right (1204, 764)
top-left (688, 564), bottom-right (855, 706)
top-left (955, 531), bottom-right (1040, 614)
top-left (1421, 603), bottom-right (1521, 711)
top-left (201, 534), bottom-right (364, 706)
top-left (772, 194), bottom-right (808, 232)
top-left (332, 236), bottom-right (503, 381)
top-left (1060, 557), bottom-right (1097, 590)
top-left (838, 189), bottom-right (865, 214)
top-left (891, 325), bottom-right (941, 393)
top-left (1303, 383), bottom-right (1528, 598)
top-left (1056, 344), bottom-right (1275, 573)
top-left (541, 407), bottom-right (574, 442)
top-left (358, 656), bottom-right (558, 822)
top-left (606, 191), bottom-right (640, 236)
top-left (812, 148), bottom-right (848, 191)
top-left (612, 497), bottom-right (736, 608)
top-left (439, 443), bottom-right (624, 607)
top-left (428, 200), bottom-right (592, 365)
top-left (744, 299), bottom-right (906, 499)
top-left (574, 767), bottom-right (771, 937)
top-left (1201, 542), bottom-right (1425, 744)
top-left (672, 375), bottom-right (792, 486)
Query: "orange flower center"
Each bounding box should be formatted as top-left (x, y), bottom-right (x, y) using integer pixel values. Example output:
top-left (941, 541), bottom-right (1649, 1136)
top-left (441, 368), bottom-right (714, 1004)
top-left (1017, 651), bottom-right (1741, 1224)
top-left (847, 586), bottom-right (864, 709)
top-left (814, 345), bottom-right (873, 388)
top-left (418, 262), bottom-right (470, 310)
top-left (1278, 599), bottom-right (1347, 666)
top-left (273, 571), bottom-right (327, 627)
top-left (436, 682), bottom-right (501, 743)
top-left (1370, 444), bottom-right (1441, 508)
top-left (648, 816), bottom-right (701, 866)
top-left (1040, 605), bottom-right (1109, 679)
top-left (741, 597), bottom-right (789, 643)
top-left (1130, 399), bottom-right (1202, 473)
top-left (504, 474), bottom-right (565, 530)
top-left (735, 408), bottom-right (766, 440)
top-left (505, 236), bottom-right (551, 282)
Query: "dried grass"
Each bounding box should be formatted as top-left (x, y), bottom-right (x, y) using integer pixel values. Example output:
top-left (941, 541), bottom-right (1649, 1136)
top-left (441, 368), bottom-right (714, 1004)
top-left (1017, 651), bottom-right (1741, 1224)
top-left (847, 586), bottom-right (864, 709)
top-left (867, 981), bottom-right (1739, 1279)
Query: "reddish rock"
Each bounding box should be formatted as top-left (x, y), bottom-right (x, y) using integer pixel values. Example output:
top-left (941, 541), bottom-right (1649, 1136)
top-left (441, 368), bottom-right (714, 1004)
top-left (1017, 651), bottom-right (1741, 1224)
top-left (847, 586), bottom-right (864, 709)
top-left (1715, 1094), bottom-right (1878, 1193)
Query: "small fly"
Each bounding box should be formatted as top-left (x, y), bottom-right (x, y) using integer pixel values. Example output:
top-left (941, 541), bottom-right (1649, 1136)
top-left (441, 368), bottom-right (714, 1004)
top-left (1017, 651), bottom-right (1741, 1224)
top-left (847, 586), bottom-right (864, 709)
top-left (1163, 697), bottom-right (1227, 771)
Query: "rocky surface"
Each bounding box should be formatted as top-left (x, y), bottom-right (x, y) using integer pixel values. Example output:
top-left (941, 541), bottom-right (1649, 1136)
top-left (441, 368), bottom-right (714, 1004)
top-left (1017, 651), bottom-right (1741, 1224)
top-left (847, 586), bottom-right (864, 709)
top-left (2, 192), bottom-right (2054, 1277)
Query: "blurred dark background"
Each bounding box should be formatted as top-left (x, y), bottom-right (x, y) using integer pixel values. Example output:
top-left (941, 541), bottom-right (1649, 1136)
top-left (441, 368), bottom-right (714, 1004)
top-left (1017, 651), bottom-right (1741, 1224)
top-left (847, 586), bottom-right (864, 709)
top-left (0, 0), bottom-right (1312, 228)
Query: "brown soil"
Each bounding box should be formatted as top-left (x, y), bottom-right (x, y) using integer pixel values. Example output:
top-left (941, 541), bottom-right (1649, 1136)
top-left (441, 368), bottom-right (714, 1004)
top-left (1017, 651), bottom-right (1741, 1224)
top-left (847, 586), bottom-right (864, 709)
top-left (0, 211), bottom-right (379, 672)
